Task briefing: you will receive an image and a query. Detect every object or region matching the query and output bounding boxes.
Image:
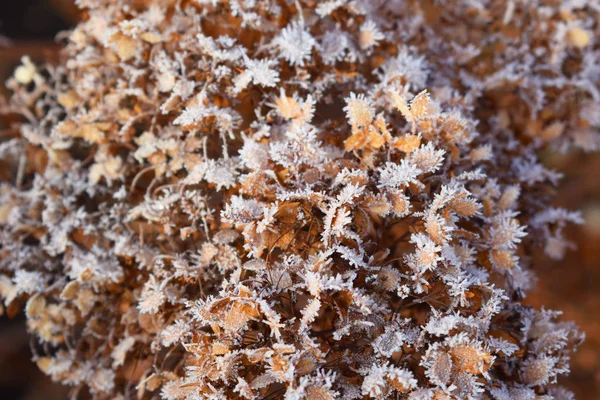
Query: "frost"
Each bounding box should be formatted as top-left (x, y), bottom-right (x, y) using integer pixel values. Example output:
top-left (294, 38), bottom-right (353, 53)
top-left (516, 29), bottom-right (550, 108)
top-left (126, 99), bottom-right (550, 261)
top-left (489, 215), bottom-right (528, 250)
top-left (319, 30), bottom-right (350, 65)
top-left (13, 270), bottom-right (47, 295)
top-left (377, 159), bottom-right (422, 188)
top-left (234, 57), bottom-right (280, 93)
top-left (372, 326), bottom-right (405, 357)
top-left (344, 92), bottom-right (373, 128)
top-left (410, 142), bottom-right (445, 173)
top-left (359, 21), bottom-right (384, 51)
top-left (0, 0), bottom-right (592, 399)
top-left (273, 21), bottom-right (316, 66)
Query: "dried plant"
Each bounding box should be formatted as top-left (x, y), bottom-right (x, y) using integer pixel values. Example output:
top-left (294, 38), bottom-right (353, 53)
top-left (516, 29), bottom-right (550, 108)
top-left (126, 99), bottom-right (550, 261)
top-left (1, 1), bottom-right (598, 399)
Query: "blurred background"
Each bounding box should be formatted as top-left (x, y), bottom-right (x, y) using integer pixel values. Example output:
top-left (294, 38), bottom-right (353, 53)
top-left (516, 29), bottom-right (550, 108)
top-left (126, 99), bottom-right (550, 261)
top-left (1, 4), bottom-right (76, 400)
top-left (0, 1), bottom-right (598, 399)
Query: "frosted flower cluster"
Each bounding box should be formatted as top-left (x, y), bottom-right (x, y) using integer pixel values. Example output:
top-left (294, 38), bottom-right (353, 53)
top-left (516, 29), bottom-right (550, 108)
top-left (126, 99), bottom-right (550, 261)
top-left (0, 1), bottom-right (597, 399)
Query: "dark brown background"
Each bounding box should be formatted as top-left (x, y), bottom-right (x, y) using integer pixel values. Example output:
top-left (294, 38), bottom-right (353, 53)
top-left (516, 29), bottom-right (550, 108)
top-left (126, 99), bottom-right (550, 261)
top-left (0, 1), bottom-right (598, 399)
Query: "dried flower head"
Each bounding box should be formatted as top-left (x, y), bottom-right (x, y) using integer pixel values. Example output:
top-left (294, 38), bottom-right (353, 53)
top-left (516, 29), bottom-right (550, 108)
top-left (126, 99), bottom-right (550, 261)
top-left (0, 0), bottom-right (597, 399)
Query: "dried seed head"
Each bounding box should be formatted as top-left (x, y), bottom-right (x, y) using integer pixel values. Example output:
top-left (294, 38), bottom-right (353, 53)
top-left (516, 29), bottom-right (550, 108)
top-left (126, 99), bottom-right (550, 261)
top-left (490, 249), bottom-right (517, 271)
top-left (306, 385), bottom-right (335, 400)
top-left (0, 0), bottom-right (590, 398)
top-left (345, 93), bottom-right (373, 128)
top-left (566, 28), bottom-right (591, 48)
top-left (450, 344), bottom-right (493, 374)
top-left (522, 357), bottom-right (553, 386)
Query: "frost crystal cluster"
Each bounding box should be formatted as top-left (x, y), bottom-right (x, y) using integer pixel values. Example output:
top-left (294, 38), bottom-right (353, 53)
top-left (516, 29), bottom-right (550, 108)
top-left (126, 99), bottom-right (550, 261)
top-left (0, 1), bottom-right (598, 399)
